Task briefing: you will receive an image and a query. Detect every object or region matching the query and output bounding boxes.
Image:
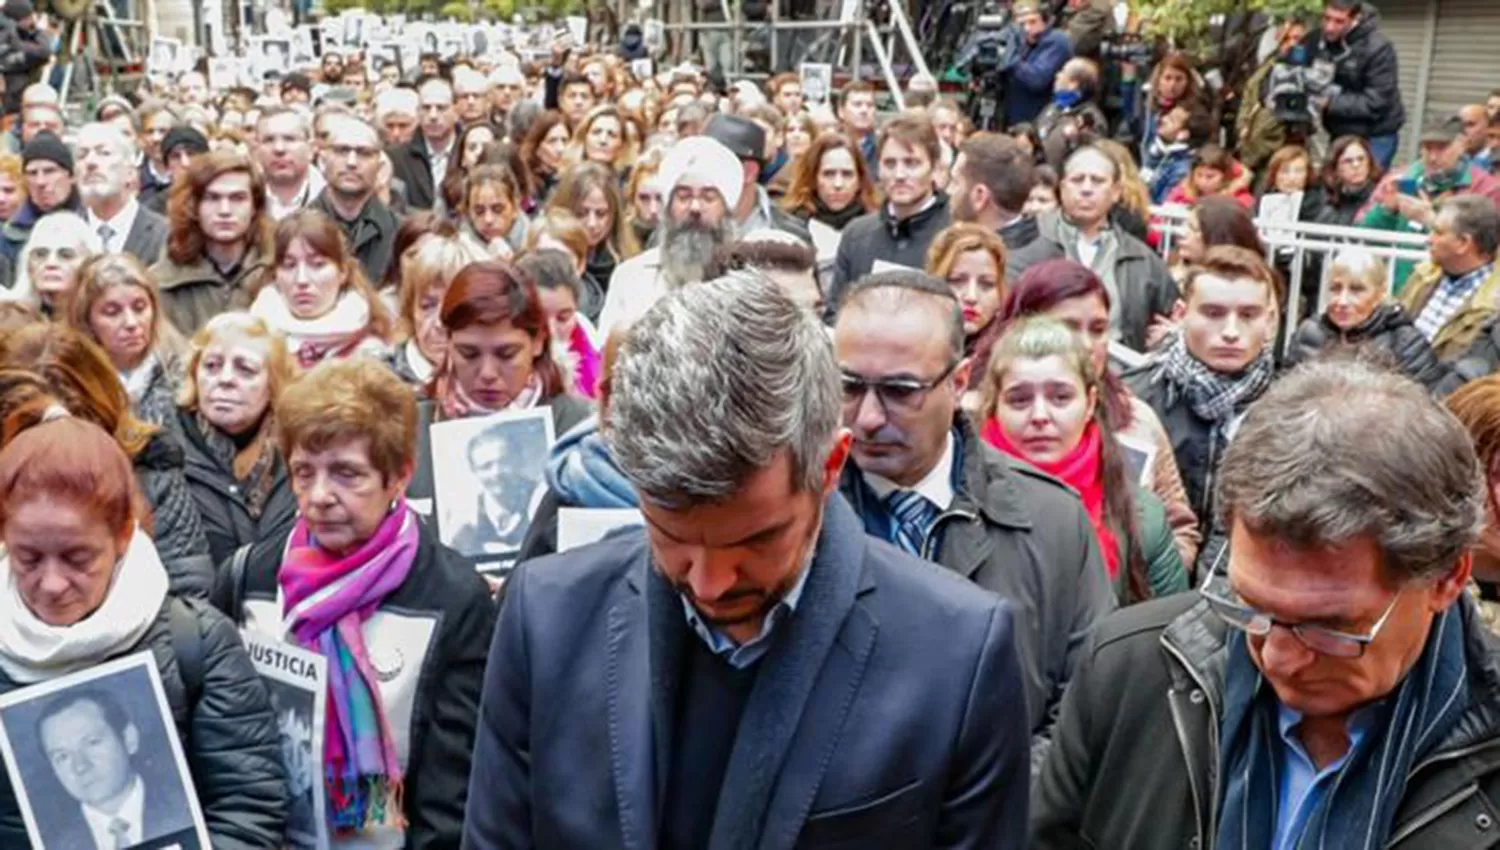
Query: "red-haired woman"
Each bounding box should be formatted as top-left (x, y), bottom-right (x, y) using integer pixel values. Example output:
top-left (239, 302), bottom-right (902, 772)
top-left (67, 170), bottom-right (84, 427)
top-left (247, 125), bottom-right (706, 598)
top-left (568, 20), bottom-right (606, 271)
top-left (251, 209), bottom-right (395, 368)
top-left (408, 260), bottom-right (593, 504)
top-left (983, 258), bottom-right (1201, 566)
top-left (0, 413), bottom-right (287, 848)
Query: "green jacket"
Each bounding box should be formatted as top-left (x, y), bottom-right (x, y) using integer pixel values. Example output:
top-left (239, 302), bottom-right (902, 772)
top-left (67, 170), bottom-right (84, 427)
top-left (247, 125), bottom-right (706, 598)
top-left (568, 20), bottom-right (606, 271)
top-left (1234, 59), bottom-right (1286, 174)
top-left (151, 247), bottom-right (269, 338)
top-left (1117, 488), bottom-right (1189, 605)
top-left (1398, 261), bottom-right (1500, 361)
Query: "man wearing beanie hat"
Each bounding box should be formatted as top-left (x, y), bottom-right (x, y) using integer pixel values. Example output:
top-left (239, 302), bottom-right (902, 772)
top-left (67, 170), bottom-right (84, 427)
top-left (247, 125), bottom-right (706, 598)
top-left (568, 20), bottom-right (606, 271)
top-left (0, 130), bottom-right (79, 276)
top-left (144, 125), bottom-right (210, 214)
top-left (596, 136), bottom-right (743, 335)
top-left (0, 0), bottom-right (50, 118)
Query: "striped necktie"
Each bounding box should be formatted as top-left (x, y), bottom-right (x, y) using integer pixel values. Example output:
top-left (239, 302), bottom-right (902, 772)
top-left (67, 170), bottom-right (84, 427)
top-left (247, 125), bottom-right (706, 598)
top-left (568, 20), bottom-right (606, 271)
top-left (885, 489), bottom-right (937, 557)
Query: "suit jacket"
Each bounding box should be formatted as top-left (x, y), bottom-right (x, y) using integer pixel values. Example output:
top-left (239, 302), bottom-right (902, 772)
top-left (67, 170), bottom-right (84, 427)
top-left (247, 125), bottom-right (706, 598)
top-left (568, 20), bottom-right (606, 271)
top-left (464, 495), bottom-right (1030, 850)
top-left (45, 771), bottom-right (199, 850)
top-left (387, 136), bottom-right (442, 211)
top-left (123, 205), bottom-right (169, 266)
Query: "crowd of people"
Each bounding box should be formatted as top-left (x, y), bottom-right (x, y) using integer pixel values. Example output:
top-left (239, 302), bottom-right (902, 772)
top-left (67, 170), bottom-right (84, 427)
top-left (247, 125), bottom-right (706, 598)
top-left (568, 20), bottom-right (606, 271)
top-left (0, 0), bottom-right (1491, 846)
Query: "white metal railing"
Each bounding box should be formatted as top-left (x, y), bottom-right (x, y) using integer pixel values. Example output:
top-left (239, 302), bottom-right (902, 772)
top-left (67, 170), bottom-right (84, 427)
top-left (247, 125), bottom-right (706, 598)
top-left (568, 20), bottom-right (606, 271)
top-left (1149, 204), bottom-right (1433, 355)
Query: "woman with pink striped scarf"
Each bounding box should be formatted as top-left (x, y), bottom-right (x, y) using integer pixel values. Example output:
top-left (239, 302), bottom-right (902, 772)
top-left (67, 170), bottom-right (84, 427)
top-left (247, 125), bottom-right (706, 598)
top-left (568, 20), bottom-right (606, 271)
top-left (212, 358), bottom-right (495, 847)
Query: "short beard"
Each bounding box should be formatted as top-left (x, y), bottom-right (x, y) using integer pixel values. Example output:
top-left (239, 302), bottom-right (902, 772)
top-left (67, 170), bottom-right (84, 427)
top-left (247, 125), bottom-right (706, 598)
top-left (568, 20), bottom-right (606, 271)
top-left (660, 213), bottom-right (732, 289)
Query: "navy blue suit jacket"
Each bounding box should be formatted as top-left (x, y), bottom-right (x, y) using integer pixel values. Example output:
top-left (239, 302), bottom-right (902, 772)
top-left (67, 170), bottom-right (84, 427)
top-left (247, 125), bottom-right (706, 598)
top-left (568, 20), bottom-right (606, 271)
top-left (463, 495), bottom-right (1030, 850)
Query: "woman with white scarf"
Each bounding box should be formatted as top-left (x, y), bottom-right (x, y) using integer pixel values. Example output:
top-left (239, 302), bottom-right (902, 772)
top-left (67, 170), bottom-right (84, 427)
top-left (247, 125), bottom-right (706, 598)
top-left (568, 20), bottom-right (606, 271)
top-left (407, 259), bottom-right (593, 517)
top-left (0, 414), bottom-right (286, 848)
top-left (65, 254), bottom-right (185, 428)
top-left (252, 209), bottom-right (395, 369)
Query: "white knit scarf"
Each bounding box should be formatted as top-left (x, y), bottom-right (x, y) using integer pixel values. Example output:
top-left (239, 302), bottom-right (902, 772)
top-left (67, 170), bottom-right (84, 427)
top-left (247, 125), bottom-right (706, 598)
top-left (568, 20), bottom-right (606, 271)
top-left (0, 528), bottom-right (169, 684)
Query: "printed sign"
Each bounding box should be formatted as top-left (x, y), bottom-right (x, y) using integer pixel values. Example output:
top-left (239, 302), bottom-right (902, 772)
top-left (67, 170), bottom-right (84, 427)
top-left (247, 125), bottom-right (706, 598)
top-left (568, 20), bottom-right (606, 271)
top-left (243, 633), bottom-right (329, 850)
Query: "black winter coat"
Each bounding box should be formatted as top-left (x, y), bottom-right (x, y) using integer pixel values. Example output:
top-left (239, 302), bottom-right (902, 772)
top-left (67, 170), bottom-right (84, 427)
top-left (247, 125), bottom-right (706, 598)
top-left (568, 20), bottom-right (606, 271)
top-left (827, 192), bottom-right (952, 315)
top-left (137, 431), bottom-right (215, 598)
top-left (0, 20), bottom-right (49, 116)
top-left (0, 596), bottom-right (288, 848)
top-left (215, 523), bottom-right (497, 849)
top-left (1302, 3), bottom-right (1406, 139)
top-left (1287, 303), bottom-right (1452, 392)
top-left (1123, 364), bottom-right (1225, 547)
top-left (175, 410), bottom-right (298, 567)
top-left (1315, 181), bottom-right (1377, 227)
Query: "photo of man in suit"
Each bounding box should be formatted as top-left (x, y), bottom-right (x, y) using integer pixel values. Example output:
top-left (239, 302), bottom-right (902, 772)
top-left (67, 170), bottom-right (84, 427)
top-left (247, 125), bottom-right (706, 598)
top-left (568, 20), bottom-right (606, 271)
top-left (450, 418), bottom-right (547, 556)
top-left (464, 275), bottom-right (1030, 848)
top-left (35, 688), bottom-right (199, 850)
top-left (77, 122), bottom-right (169, 265)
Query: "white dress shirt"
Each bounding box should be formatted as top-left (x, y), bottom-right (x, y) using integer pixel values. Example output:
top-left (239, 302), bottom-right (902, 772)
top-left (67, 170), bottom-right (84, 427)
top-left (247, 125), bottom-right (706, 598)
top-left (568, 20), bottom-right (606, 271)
top-left (862, 430), bottom-right (957, 510)
top-left (81, 773), bottom-right (145, 849)
top-left (427, 137), bottom-right (455, 196)
top-left (87, 198), bottom-right (141, 254)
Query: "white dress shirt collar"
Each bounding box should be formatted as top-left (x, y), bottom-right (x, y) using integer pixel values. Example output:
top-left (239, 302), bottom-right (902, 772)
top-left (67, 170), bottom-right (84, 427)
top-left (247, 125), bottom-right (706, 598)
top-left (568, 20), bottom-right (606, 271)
top-left (861, 430), bottom-right (956, 510)
top-left (80, 773), bottom-right (145, 849)
top-left (87, 198), bottom-right (140, 253)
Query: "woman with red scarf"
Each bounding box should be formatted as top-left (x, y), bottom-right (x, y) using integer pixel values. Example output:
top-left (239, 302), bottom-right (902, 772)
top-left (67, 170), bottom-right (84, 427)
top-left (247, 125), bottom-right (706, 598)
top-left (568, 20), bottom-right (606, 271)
top-left (212, 359), bottom-right (495, 846)
top-left (978, 315), bottom-right (1187, 604)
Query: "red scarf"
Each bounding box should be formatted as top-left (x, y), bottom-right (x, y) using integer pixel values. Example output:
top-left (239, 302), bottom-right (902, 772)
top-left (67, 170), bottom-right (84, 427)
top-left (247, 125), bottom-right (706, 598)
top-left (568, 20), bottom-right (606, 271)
top-left (981, 419), bottom-right (1120, 579)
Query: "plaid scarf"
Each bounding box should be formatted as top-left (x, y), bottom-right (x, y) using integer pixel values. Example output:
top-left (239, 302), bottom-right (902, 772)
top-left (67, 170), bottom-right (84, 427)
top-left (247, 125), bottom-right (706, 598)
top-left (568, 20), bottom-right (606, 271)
top-left (1156, 332), bottom-right (1275, 423)
top-left (1216, 603), bottom-right (1469, 850)
top-left (195, 412), bottom-right (278, 519)
top-left (280, 504), bottom-right (421, 835)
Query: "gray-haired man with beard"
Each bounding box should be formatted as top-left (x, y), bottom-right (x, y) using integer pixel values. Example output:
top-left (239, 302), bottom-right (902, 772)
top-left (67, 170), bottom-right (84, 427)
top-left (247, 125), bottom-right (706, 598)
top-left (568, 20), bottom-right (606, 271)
top-left (77, 122), bottom-right (168, 264)
top-left (597, 136), bottom-right (742, 335)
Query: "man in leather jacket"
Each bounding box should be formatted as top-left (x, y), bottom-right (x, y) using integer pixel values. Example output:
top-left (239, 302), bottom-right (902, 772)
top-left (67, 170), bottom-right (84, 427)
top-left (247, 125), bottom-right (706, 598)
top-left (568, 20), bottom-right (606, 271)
top-left (1034, 358), bottom-right (1500, 850)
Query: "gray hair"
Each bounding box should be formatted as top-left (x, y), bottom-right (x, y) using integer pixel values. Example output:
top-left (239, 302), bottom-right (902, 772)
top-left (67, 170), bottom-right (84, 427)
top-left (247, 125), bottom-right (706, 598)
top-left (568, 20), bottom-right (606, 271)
top-left (838, 270), bottom-right (965, 361)
top-left (1437, 194), bottom-right (1500, 258)
top-left (77, 121), bottom-right (139, 164)
top-left (606, 273), bottom-right (840, 506)
top-left (1218, 357), bottom-right (1484, 582)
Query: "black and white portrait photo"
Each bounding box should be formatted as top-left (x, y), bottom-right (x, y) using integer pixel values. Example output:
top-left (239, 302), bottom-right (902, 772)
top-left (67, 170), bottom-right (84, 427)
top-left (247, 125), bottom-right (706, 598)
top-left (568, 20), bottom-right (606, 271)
top-left (431, 408), bottom-right (555, 567)
top-left (148, 37), bottom-right (180, 78)
top-left (243, 633), bottom-right (327, 850)
top-left (0, 653), bottom-right (209, 850)
top-left (292, 25), bottom-right (317, 63)
top-left (256, 37), bottom-right (292, 80)
top-left (800, 62), bottom-right (832, 106)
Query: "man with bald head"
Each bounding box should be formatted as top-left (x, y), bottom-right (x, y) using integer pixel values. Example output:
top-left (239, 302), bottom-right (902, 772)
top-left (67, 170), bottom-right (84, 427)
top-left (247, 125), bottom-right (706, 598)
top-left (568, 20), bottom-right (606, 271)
top-left (312, 114), bottom-right (399, 283)
top-left (1460, 104), bottom-right (1493, 172)
top-left (77, 122), bottom-right (168, 263)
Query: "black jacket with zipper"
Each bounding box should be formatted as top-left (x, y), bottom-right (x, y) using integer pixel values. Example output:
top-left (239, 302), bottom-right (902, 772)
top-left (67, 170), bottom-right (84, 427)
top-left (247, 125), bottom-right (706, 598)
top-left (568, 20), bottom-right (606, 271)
top-left (1288, 302), bottom-right (1453, 393)
top-left (213, 523), bottom-right (496, 849)
top-left (837, 414), bottom-right (1113, 774)
top-left (1033, 592), bottom-right (1500, 849)
top-left (175, 409), bottom-right (298, 568)
top-left (827, 192), bottom-right (952, 314)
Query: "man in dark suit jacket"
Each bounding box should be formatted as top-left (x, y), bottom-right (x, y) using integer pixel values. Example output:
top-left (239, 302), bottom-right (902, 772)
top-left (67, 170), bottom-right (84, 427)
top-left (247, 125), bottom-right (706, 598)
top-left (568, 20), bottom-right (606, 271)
top-left (464, 274), bottom-right (1030, 849)
top-left (35, 688), bottom-right (200, 850)
top-left (77, 121), bottom-right (169, 264)
top-left (313, 114), bottom-right (400, 284)
top-left (386, 76), bottom-right (457, 211)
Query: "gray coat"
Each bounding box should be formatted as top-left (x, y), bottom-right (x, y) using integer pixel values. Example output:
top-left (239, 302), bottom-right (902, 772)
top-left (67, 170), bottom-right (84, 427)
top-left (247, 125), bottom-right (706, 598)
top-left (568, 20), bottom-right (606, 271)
top-left (122, 204), bottom-right (170, 266)
top-left (1013, 211), bottom-right (1180, 353)
top-left (838, 415), bottom-right (1114, 773)
top-left (1033, 593), bottom-right (1500, 850)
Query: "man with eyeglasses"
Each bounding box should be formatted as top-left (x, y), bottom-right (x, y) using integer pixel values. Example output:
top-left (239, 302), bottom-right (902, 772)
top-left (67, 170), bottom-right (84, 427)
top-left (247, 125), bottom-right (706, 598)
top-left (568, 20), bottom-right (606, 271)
top-left (254, 106), bottom-right (325, 223)
top-left (1034, 356), bottom-right (1500, 850)
top-left (598, 135), bottom-right (742, 336)
top-left (311, 115), bottom-right (399, 284)
top-left (833, 269), bottom-right (1112, 772)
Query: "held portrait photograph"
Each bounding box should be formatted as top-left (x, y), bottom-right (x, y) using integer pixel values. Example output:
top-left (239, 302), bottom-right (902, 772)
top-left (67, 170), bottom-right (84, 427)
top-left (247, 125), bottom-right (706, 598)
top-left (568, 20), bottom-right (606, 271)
top-left (0, 653), bottom-right (210, 850)
top-left (431, 407), bottom-right (555, 569)
top-left (244, 633), bottom-right (328, 850)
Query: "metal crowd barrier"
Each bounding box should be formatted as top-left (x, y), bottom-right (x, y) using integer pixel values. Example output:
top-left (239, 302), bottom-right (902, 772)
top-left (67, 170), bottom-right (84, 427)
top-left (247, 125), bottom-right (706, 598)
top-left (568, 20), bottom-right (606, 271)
top-left (1149, 204), bottom-right (1433, 356)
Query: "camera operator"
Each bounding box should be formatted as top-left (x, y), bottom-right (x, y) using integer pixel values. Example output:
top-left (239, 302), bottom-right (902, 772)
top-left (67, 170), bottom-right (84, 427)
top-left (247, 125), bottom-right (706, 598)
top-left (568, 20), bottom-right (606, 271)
top-left (1302, 0), bottom-right (1405, 169)
top-left (1236, 18), bottom-right (1316, 173)
top-left (1035, 58), bottom-right (1107, 169)
top-left (1002, 0), bottom-right (1074, 129)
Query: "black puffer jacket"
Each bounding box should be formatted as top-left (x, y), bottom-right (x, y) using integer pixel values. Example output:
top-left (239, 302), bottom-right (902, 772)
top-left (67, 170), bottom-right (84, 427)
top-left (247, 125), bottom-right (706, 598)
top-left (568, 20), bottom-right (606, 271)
top-left (1315, 181), bottom-right (1377, 227)
top-left (0, 595), bottom-right (287, 848)
top-left (136, 431), bottom-right (215, 598)
top-left (828, 192), bottom-right (952, 315)
top-left (1302, 3), bottom-right (1406, 139)
top-left (175, 409), bottom-right (298, 567)
top-left (1287, 303), bottom-right (1452, 392)
top-left (216, 524), bottom-right (496, 849)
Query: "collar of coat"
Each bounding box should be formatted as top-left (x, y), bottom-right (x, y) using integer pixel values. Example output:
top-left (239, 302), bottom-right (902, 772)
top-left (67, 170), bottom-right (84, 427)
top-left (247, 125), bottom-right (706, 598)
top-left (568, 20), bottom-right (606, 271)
top-left (155, 244), bottom-right (268, 291)
top-left (1162, 592), bottom-right (1500, 764)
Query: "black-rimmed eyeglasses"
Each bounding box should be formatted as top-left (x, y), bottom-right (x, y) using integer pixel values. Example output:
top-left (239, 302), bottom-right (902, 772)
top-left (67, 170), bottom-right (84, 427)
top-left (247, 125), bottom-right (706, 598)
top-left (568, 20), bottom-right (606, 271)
top-left (839, 361), bottom-right (959, 413)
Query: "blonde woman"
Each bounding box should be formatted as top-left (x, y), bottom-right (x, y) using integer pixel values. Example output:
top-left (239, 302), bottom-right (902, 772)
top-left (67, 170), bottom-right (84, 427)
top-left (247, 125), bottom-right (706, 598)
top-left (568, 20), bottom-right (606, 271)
top-left (565, 105), bottom-right (637, 179)
top-left (1094, 139), bottom-right (1152, 238)
top-left (391, 229), bottom-right (488, 387)
top-left (546, 162), bottom-right (640, 304)
top-left (1288, 247), bottom-right (1452, 392)
top-left (12, 211), bottom-right (103, 315)
top-left (174, 311), bottom-right (299, 564)
top-left (65, 253), bottom-right (186, 426)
